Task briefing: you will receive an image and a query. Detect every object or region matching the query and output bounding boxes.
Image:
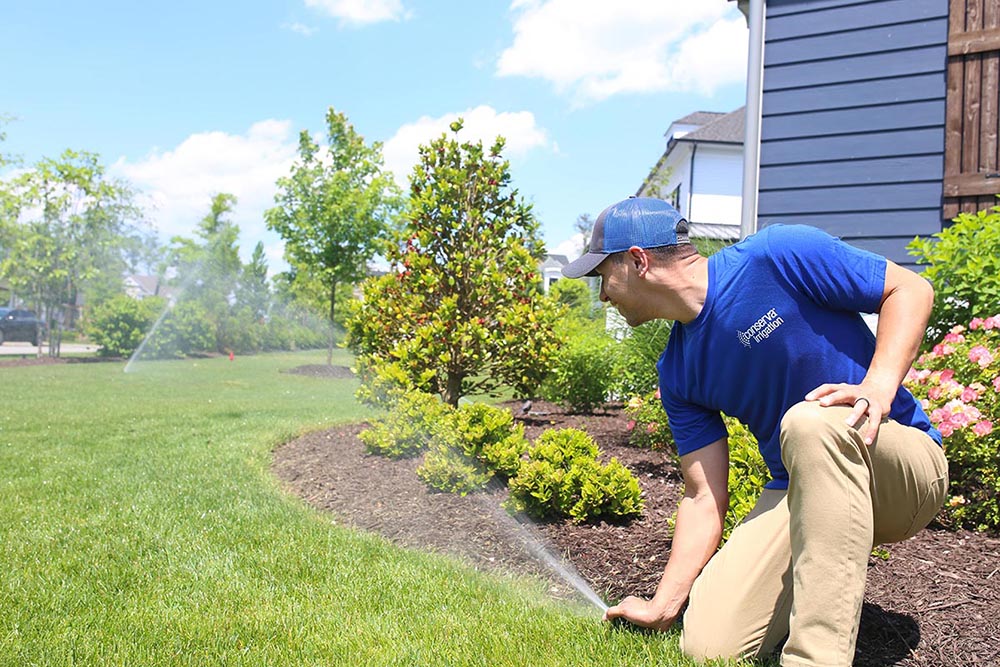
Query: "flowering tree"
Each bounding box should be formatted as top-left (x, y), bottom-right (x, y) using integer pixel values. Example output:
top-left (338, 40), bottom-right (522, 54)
top-left (904, 315), bottom-right (1000, 531)
top-left (346, 120), bottom-right (564, 406)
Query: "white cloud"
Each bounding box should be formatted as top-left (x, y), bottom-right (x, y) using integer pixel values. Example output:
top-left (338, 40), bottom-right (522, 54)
top-left (283, 21), bottom-right (318, 36)
top-left (382, 105), bottom-right (550, 188)
top-left (305, 0), bottom-right (410, 27)
top-left (551, 233), bottom-right (587, 260)
top-left (111, 120), bottom-right (300, 270)
top-left (497, 0), bottom-right (747, 103)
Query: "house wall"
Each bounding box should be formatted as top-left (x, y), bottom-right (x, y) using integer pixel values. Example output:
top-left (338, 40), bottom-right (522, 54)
top-left (640, 143), bottom-right (693, 218)
top-left (690, 145), bottom-right (744, 228)
top-left (757, 0), bottom-right (950, 268)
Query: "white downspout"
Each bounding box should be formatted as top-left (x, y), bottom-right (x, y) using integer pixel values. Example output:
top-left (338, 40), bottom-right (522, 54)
top-left (740, 0), bottom-right (766, 240)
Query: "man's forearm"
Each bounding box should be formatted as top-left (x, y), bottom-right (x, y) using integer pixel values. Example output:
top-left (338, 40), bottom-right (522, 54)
top-left (866, 268), bottom-right (934, 395)
top-left (650, 490), bottom-right (726, 618)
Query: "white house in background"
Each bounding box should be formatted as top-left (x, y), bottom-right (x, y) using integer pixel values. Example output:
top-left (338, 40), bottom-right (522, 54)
top-left (539, 254), bottom-right (569, 293)
top-left (124, 275), bottom-right (177, 301)
top-left (636, 107), bottom-right (745, 241)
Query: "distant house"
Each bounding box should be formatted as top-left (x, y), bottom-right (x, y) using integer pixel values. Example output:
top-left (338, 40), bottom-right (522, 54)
top-left (637, 108), bottom-right (745, 241)
top-left (124, 275), bottom-right (177, 301)
top-left (539, 254), bottom-right (569, 293)
top-left (733, 0), bottom-right (1000, 269)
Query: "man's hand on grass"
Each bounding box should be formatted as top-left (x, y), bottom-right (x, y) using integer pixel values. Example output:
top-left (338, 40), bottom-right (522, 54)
top-left (603, 595), bottom-right (678, 632)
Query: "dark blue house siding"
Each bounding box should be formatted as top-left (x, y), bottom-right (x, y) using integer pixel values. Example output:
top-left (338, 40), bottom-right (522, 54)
top-left (757, 0), bottom-right (949, 267)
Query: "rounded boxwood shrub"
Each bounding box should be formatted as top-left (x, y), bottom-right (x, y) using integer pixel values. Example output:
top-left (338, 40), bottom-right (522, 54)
top-left (507, 428), bottom-right (644, 523)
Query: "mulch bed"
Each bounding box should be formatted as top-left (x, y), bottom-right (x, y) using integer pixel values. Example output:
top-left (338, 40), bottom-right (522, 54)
top-left (272, 389), bottom-right (1000, 666)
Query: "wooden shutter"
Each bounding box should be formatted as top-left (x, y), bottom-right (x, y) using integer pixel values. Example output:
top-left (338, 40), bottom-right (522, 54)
top-left (944, 0), bottom-right (1000, 219)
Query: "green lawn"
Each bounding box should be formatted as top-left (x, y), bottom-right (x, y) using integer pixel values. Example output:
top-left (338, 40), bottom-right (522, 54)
top-left (0, 351), bottom-right (732, 666)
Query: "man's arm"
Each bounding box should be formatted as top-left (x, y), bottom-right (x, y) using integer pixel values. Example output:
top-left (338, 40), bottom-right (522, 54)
top-left (805, 260), bottom-right (934, 444)
top-left (603, 436), bottom-right (729, 630)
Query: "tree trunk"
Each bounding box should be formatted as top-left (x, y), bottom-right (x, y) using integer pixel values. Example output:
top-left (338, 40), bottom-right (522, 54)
top-left (327, 279), bottom-right (337, 366)
top-left (445, 369), bottom-right (463, 407)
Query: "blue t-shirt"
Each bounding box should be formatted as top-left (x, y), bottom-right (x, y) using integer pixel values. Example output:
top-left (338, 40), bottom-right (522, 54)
top-left (657, 225), bottom-right (942, 490)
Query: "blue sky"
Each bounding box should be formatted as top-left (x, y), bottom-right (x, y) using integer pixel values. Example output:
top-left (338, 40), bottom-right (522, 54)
top-left (1, 0), bottom-right (748, 271)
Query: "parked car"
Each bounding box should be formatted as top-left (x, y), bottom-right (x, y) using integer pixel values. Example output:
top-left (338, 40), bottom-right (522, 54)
top-left (0, 309), bottom-right (46, 345)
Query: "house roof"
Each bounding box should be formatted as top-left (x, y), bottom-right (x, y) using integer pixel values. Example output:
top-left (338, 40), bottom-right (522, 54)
top-left (673, 111), bottom-right (727, 127)
top-left (540, 254), bottom-right (568, 269)
top-left (676, 107), bottom-right (745, 145)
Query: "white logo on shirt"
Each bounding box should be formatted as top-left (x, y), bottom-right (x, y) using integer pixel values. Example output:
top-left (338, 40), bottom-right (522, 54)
top-left (738, 308), bottom-right (784, 348)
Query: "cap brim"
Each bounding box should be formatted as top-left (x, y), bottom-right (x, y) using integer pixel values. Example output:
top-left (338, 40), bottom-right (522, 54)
top-left (561, 252), bottom-right (608, 279)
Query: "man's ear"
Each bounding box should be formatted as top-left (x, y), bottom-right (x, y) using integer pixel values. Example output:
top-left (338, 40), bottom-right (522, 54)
top-left (627, 246), bottom-right (650, 276)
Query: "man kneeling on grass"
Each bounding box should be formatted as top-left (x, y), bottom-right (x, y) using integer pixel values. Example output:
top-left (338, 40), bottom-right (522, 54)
top-left (562, 196), bottom-right (947, 667)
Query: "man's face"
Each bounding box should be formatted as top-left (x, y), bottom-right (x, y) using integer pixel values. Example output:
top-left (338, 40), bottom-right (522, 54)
top-left (595, 253), bottom-right (645, 326)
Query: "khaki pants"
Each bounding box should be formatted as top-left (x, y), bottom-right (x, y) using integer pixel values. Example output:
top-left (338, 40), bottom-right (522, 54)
top-left (680, 401), bottom-right (948, 667)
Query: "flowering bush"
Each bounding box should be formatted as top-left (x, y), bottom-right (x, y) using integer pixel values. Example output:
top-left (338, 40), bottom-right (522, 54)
top-left (904, 315), bottom-right (1000, 532)
top-left (624, 390), bottom-right (673, 450)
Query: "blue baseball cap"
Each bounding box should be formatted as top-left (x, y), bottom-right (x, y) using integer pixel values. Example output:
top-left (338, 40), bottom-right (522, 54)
top-left (562, 196), bottom-right (689, 278)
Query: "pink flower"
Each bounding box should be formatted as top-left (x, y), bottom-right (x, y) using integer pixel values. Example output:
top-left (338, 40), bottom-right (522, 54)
top-left (940, 369), bottom-right (955, 382)
top-left (920, 398), bottom-right (931, 410)
top-left (930, 408), bottom-right (949, 424)
top-left (626, 420), bottom-right (636, 432)
top-left (964, 405), bottom-right (981, 421)
top-left (646, 422), bottom-right (658, 434)
top-left (932, 343), bottom-right (955, 357)
top-left (951, 411), bottom-right (970, 428)
top-left (973, 420), bottom-right (993, 437)
top-left (971, 317), bottom-right (985, 330)
top-left (993, 376), bottom-right (1000, 392)
top-left (653, 388), bottom-right (661, 400)
top-left (961, 387), bottom-right (980, 402)
top-left (984, 317), bottom-right (997, 330)
top-left (969, 345), bottom-right (994, 368)
top-left (951, 325), bottom-right (966, 334)
top-left (939, 421), bottom-right (955, 437)
top-left (928, 386), bottom-right (943, 401)
top-left (943, 332), bottom-right (965, 344)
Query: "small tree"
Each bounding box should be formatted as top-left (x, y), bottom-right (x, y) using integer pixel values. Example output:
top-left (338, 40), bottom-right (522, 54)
top-left (346, 120), bottom-right (565, 406)
top-left (0, 149), bottom-right (141, 357)
top-left (266, 107), bottom-right (401, 364)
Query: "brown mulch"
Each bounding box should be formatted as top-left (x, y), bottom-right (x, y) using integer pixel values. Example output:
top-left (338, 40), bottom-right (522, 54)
top-left (272, 397), bottom-right (1000, 667)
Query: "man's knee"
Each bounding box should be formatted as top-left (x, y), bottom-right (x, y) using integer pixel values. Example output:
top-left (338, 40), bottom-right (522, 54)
top-left (680, 605), bottom-right (756, 661)
top-left (780, 400), bottom-right (858, 469)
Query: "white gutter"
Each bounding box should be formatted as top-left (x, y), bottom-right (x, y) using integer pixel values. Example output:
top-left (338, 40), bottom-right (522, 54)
top-left (740, 0), bottom-right (766, 240)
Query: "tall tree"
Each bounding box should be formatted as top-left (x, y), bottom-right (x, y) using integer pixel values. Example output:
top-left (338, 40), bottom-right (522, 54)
top-left (0, 149), bottom-right (140, 357)
top-left (346, 120), bottom-right (565, 406)
top-left (237, 241), bottom-right (271, 321)
top-left (168, 193), bottom-right (242, 352)
top-left (265, 107), bottom-right (401, 364)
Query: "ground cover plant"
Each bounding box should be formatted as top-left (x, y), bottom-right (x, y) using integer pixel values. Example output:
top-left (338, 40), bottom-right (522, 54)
top-left (0, 352), bottom-right (722, 666)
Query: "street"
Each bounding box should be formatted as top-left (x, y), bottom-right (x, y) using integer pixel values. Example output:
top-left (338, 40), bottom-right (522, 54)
top-left (0, 341), bottom-right (98, 356)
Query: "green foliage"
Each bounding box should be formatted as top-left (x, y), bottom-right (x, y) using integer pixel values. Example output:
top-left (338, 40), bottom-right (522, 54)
top-left (0, 148), bottom-right (142, 357)
top-left (624, 391), bottom-right (672, 450)
top-left (507, 428), bottom-right (644, 523)
top-left (267, 107), bottom-right (401, 363)
top-left (359, 389), bottom-right (453, 459)
top-left (722, 415), bottom-right (768, 542)
top-left (908, 200), bottom-right (1000, 344)
top-left (625, 393), bottom-right (766, 542)
top-left (345, 120), bottom-right (564, 405)
top-left (417, 402), bottom-right (529, 494)
top-left (87, 294), bottom-right (159, 357)
top-left (138, 300), bottom-right (216, 359)
top-left (541, 335), bottom-right (617, 413)
top-left (549, 279), bottom-right (597, 320)
top-left (609, 319), bottom-right (673, 398)
top-left (903, 316), bottom-right (1000, 531)
top-left (354, 357), bottom-right (417, 410)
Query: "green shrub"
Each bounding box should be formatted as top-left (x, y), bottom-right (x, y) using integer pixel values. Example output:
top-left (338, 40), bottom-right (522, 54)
top-left (507, 428), bottom-right (644, 523)
top-left (722, 415), bottom-right (768, 541)
top-left (908, 200), bottom-right (1000, 344)
top-left (624, 393), bottom-right (766, 542)
top-left (138, 300), bottom-right (215, 358)
top-left (541, 336), bottom-right (616, 413)
top-left (88, 295), bottom-right (161, 357)
top-left (359, 389), bottom-right (453, 459)
top-left (416, 443), bottom-right (493, 495)
top-left (354, 357), bottom-right (421, 411)
top-left (609, 319), bottom-right (673, 398)
top-left (417, 402), bottom-right (529, 494)
top-left (903, 316), bottom-right (1000, 532)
